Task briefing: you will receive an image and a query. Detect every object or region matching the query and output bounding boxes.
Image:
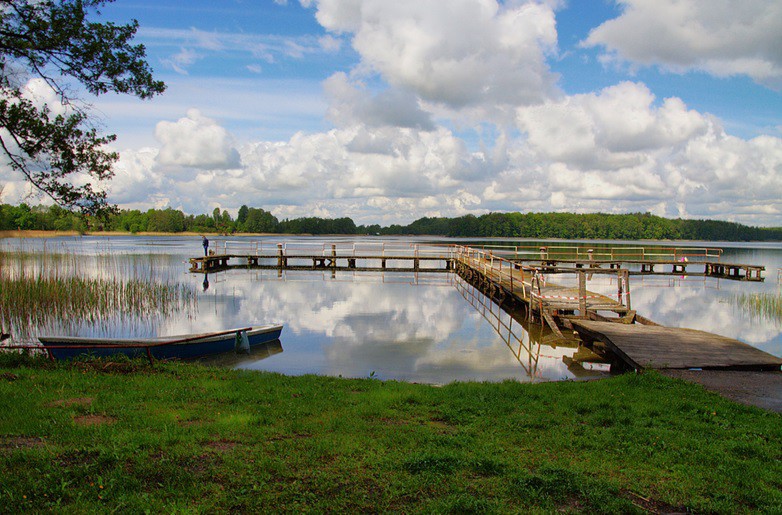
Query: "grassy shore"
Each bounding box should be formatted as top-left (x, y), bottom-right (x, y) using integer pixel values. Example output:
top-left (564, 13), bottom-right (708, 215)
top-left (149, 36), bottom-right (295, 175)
top-left (1, 355), bottom-right (780, 513)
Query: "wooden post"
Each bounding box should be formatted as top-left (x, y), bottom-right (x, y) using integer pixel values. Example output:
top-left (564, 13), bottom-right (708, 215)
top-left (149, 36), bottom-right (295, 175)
top-left (331, 244), bottom-right (337, 270)
top-left (617, 269), bottom-right (624, 306)
top-left (623, 269), bottom-right (631, 311)
top-left (277, 243), bottom-right (284, 269)
top-left (539, 246), bottom-right (547, 260)
top-left (578, 271), bottom-right (587, 317)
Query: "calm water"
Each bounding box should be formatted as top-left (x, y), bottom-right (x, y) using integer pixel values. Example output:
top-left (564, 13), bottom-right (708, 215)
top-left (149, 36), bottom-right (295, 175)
top-left (2, 235), bottom-right (780, 383)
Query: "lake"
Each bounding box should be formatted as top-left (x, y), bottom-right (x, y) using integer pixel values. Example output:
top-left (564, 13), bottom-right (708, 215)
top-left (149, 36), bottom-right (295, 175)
top-left (1, 235), bottom-right (780, 384)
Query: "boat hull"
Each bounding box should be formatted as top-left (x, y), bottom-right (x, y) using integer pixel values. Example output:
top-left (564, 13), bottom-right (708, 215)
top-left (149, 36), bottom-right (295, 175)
top-left (39, 325), bottom-right (283, 361)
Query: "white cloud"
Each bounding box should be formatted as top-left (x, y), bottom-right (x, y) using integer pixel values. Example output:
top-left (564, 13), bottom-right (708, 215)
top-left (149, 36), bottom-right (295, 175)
top-left (584, 0), bottom-right (782, 88)
top-left (140, 26), bottom-right (342, 74)
top-left (161, 47), bottom-right (202, 75)
top-left (63, 1), bottom-right (782, 227)
top-left (324, 72), bottom-right (435, 130)
top-left (20, 78), bottom-right (70, 116)
top-left (155, 109), bottom-right (241, 170)
top-left (307, 0), bottom-right (560, 112)
top-left (509, 82), bottom-right (782, 220)
top-left (103, 78), bottom-right (782, 226)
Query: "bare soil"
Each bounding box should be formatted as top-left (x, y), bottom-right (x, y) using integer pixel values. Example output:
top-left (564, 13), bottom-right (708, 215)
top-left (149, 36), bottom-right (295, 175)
top-left (662, 370), bottom-right (782, 413)
top-left (73, 414), bottom-right (116, 426)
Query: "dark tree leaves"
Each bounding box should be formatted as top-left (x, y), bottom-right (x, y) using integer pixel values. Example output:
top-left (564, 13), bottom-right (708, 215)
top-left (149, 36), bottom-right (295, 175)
top-left (0, 0), bottom-right (165, 214)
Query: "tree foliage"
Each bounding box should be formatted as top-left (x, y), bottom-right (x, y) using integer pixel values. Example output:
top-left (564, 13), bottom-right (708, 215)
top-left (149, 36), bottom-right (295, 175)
top-left (1, 203), bottom-right (780, 241)
top-left (0, 0), bottom-right (165, 214)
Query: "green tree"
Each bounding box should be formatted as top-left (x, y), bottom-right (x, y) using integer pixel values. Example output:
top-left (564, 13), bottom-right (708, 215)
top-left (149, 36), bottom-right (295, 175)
top-left (0, 0), bottom-right (165, 214)
top-left (243, 208), bottom-right (278, 233)
top-left (237, 205), bottom-right (249, 226)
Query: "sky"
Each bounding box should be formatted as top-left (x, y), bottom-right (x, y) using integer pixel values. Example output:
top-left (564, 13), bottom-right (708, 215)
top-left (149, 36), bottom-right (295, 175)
top-left (3, 0), bottom-right (782, 226)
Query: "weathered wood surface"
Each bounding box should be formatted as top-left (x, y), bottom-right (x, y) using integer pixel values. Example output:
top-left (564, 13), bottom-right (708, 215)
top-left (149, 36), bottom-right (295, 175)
top-left (572, 320), bottom-right (782, 371)
top-left (510, 258), bottom-right (764, 281)
top-left (189, 254), bottom-right (453, 273)
top-left (457, 255), bottom-right (630, 316)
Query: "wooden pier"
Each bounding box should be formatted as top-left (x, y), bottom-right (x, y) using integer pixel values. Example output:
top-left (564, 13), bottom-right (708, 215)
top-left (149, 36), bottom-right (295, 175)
top-left (473, 244), bottom-right (764, 281)
top-left (571, 320), bottom-right (782, 372)
top-left (188, 241), bottom-right (779, 373)
top-left (515, 258), bottom-right (764, 281)
top-left (451, 246), bottom-right (779, 371)
top-left (190, 253), bottom-right (453, 273)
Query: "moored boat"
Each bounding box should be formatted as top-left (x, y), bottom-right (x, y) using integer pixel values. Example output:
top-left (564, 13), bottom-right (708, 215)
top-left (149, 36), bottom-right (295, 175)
top-left (38, 324), bottom-right (283, 361)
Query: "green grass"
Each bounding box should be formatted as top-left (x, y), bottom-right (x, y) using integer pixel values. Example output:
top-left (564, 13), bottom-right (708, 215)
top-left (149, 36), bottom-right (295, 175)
top-left (1, 354), bottom-right (780, 513)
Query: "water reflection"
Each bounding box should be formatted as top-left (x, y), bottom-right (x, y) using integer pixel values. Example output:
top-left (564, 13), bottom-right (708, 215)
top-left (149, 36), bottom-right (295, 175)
top-left (194, 268), bottom-right (600, 383)
top-left (452, 275), bottom-right (607, 379)
top-left (1, 236), bottom-right (780, 381)
top-left (198, 338), bottom-right (283, 368)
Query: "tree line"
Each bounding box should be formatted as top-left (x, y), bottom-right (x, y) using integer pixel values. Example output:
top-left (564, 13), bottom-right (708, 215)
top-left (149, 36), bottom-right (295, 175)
top-left (1, 203), bottom-right (781, 241)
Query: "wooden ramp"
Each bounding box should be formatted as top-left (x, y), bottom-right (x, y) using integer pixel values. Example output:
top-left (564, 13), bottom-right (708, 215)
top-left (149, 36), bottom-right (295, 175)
top-left (572, 320), bottom-right (782, 371)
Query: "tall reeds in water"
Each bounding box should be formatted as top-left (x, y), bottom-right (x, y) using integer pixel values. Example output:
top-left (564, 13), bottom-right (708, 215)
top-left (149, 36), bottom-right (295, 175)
top-left (0, 249), bottom-right (197, 342)
top-left (733, 292), bottom-right (782, 325)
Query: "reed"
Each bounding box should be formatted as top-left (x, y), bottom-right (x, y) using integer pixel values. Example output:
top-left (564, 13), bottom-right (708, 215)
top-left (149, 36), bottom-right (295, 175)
top-left (0, 249), bottom-right (197, 342)
top-left (733, 292), bottom-right (782, 324)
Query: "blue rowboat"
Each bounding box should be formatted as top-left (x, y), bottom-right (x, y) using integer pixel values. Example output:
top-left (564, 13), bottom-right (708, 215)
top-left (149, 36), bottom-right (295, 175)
top-left (38, 324), bottom-right (283, 361)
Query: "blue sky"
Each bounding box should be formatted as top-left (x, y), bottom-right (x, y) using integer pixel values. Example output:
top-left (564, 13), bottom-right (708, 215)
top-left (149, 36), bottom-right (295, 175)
top-left (4, 0), bottom-right (782, 226)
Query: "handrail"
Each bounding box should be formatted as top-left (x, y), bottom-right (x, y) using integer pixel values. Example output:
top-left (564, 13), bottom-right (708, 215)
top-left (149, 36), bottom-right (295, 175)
top-left (473, 244), bottom-right (723, 261)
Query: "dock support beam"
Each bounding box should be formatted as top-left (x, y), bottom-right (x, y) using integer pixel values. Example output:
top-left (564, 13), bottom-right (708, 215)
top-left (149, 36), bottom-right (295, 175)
top-left (578, 271), bottom-right (587, 317)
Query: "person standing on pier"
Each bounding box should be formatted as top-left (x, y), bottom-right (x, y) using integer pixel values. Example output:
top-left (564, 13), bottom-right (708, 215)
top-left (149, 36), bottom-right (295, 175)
top-left (202, 235), bottom-right (209, 256)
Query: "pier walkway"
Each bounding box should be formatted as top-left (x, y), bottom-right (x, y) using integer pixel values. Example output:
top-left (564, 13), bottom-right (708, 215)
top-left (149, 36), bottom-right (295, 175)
top-left (571, 320), bottom-right (782, 372)
top-left (472, 244), bottom-right (764, 281)
top-left (189, 241), bottom-right (453, 274)
top-left (187, 240), bottom-right (779, 373)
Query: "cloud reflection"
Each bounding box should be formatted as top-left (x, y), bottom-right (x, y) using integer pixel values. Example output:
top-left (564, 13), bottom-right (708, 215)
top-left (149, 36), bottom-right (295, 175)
top-left (191, 271), bottom-right (582, 383)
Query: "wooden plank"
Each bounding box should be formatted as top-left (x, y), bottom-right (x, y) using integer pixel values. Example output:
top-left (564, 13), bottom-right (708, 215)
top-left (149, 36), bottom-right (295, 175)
top-left (572, 320), bottom-right (782, 371)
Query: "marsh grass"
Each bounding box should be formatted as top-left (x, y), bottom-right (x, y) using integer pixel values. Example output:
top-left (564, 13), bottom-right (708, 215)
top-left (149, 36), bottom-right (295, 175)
top-left (0, 358), bottom-right (779, 513)
top-left (734, 292), bottom-right (782, 325)
top-left (0, 249), bottom-right (196, 342)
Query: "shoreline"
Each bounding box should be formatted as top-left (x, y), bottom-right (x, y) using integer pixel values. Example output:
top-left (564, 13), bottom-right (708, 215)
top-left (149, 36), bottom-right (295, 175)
top-left (0, 230), bottom-right (280, 239)
top-left (2, 229), bottom-right (780, 243)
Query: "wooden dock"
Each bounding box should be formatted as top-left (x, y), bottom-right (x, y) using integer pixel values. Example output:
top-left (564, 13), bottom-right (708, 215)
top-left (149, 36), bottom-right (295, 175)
top-left (514, 258), bottom-right (765, 281)
top-left (190, 253), bottom-right (453, 273)
top-left (571, 320), bottom-right (782, 372)
top-left (189, 242), bottom-right (453, 274)
top-left (187, 241), bottom-right (779, 373)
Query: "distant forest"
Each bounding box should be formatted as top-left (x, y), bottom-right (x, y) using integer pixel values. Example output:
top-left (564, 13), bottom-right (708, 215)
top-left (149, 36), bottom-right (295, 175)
top-left (1, 203), bottom-right (781, 241)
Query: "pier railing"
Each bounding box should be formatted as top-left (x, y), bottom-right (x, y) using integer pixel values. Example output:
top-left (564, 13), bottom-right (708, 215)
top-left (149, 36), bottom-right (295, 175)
top-left (471, 245), bottom-right (723, 261)
top-left (453, 245), bottom-right (633, 313)
top-left (453, 245), bottom-right (540, 299)
top-left (220, 240), bottom-right (452, 259)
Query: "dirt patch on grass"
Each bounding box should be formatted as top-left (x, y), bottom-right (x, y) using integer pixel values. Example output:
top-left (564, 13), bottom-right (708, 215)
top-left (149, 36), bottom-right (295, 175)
top-left (206, 439), bottom-right (241, 452)
top-left (427, 417), bottom-right (458, 434)
top-left (48, 397), bottom-right (93, 408)
top-left (0, 372), bottom-right (19, 381)
top-left (73, 414), bottom-right (116, 426)
top-left (662, 370), bottom-right (782, 413)
top-left (0, 436), bottom-right (46, 450)
top-left (73, 360), bottom-right (153, 374)
top-left (621, 489), bottom-right (688, 514)
top-left (379, 417), bottom-right (406, 426)
top-left (268, 432), bottom-right (313, 442)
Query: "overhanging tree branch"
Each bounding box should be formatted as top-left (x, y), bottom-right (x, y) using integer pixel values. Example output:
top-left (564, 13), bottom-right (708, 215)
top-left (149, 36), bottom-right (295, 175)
top-left (0, 0), bottom-right (165, 214)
